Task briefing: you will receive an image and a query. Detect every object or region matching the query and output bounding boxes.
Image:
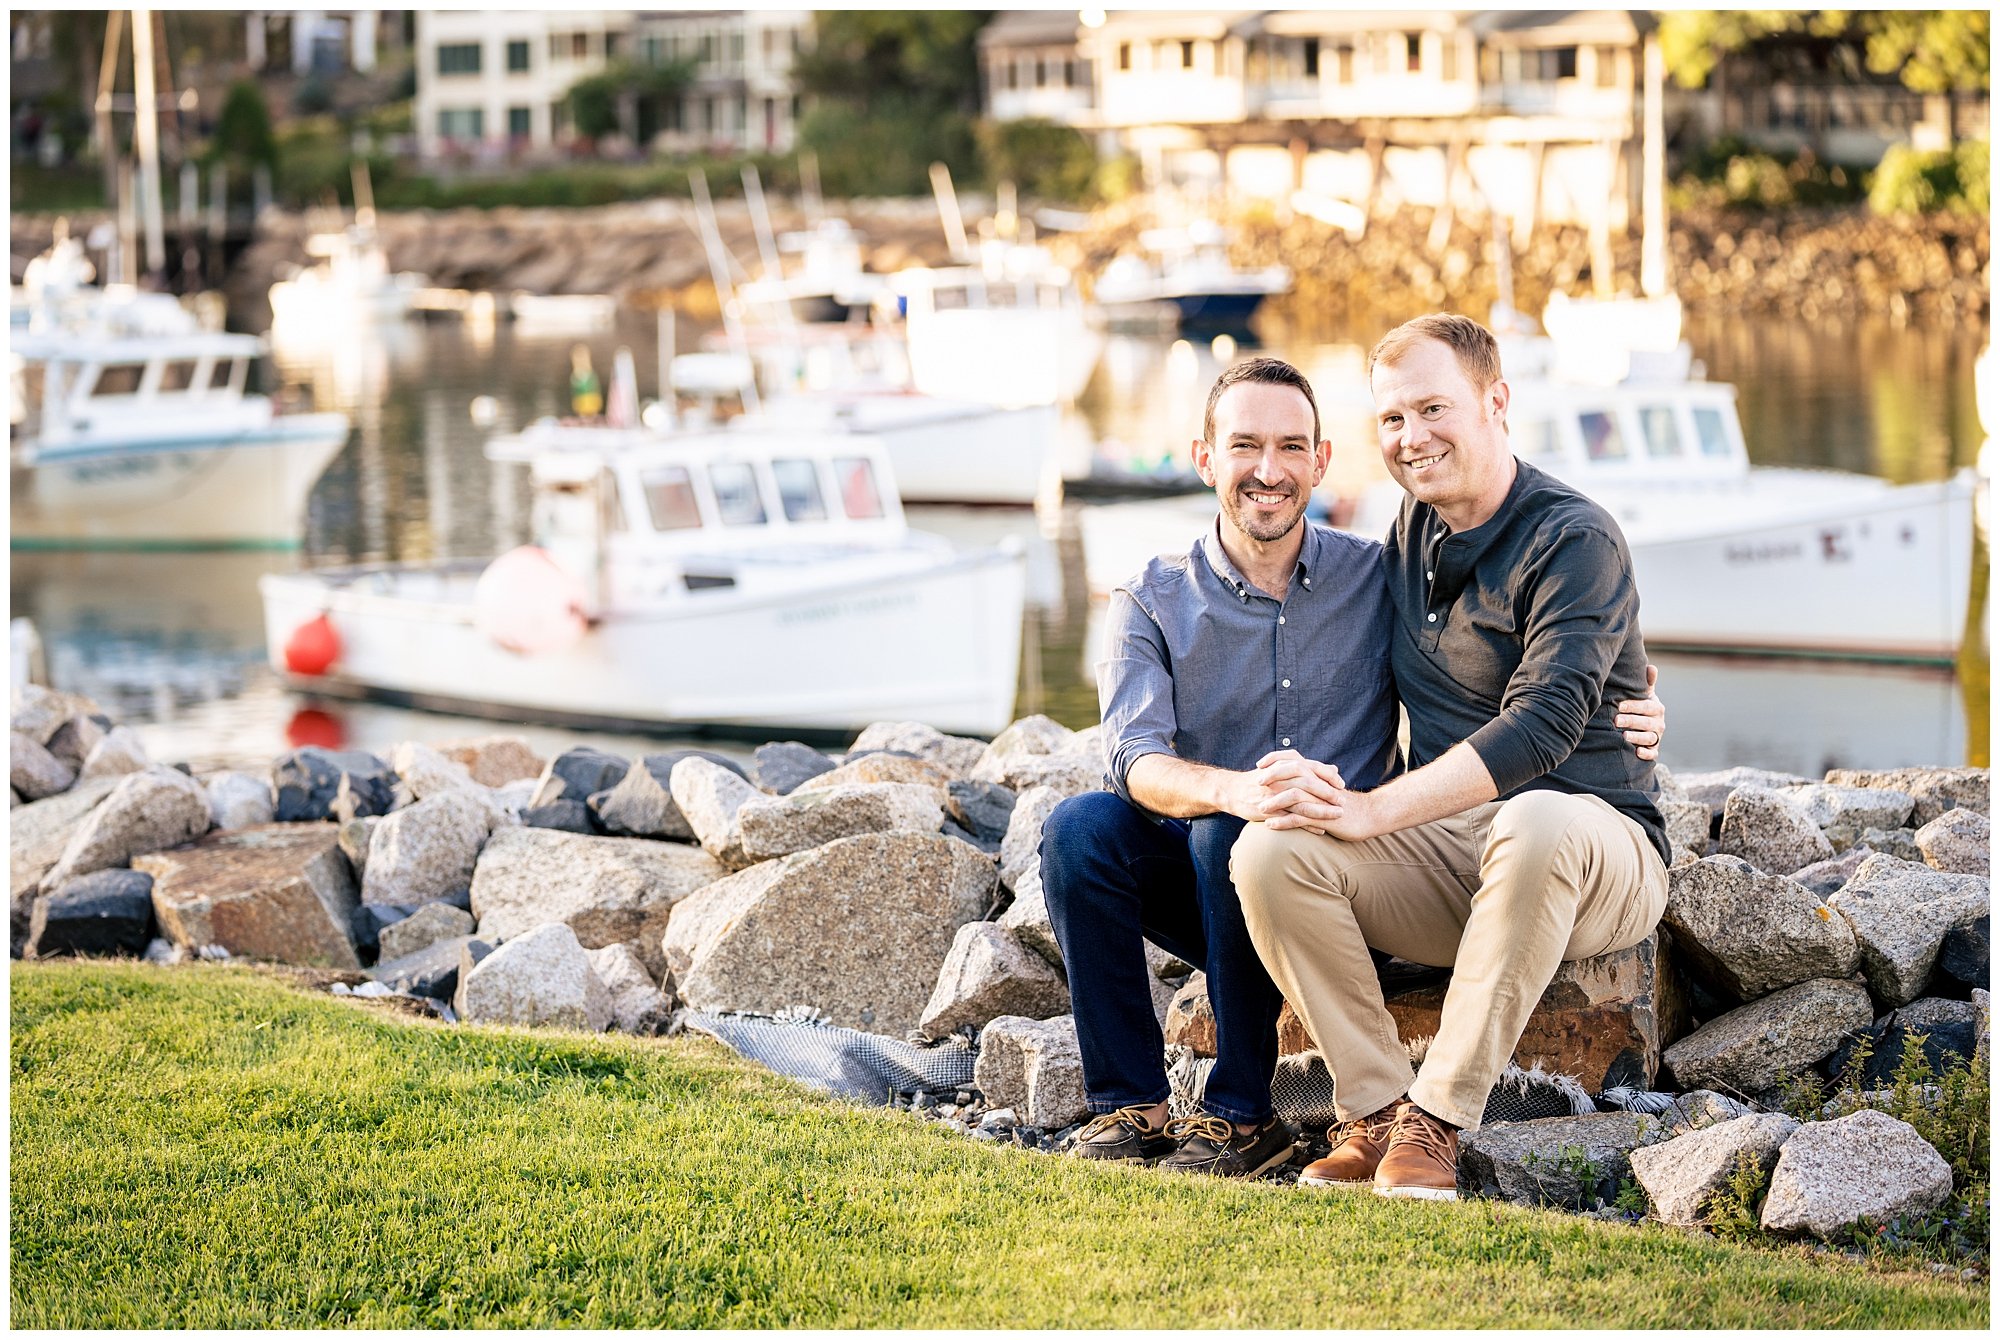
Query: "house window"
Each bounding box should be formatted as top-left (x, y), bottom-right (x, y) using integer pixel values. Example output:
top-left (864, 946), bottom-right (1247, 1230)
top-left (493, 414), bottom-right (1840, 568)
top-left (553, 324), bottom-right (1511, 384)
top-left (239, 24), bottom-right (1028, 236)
top-left (1303, 37), bottom-right (1320, 79)
top-left (1179, 39), bottom-right (1194, 70)
top-left (1336, 43), bottom-right (1354, 83)
top-left (1118, 41), bottom-right (1131, 71)
top-left (571, 32), bottom-right (589, 59)
top-left (729, 30), bottom-right (743, 64)
top-left (699, 33), bottom-right (715, 64)
top-left (508, 106), bottom-right (531, 138)
top-left (1005, 58), bottom-right (1019, 90)
top-left (1595, 45), bottom-right (1618, 87)
top-left (1405, 33), bottom-right (1422, 73)
top-left (1441, 37), bottom-right (1459, 82)
top-left (1554, 45), bottom-right (1577, 79)
top-left (735, 93), bottom-right (747, 133)
top-left (436, 42), bottom-right (481, 76)
top-left (436, 107), bottom-right (483, 140)
top-left (506, 39), bottom-right (529, 72)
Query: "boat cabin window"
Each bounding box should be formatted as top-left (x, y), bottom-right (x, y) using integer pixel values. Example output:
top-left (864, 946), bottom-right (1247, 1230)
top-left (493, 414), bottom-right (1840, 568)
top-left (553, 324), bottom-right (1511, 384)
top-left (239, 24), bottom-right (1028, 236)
top-left (1692, 406), bottom-right (1733, 458)
top-left (833, 456), bottom-right (885, 519)
top-left (1577, 410), bottom-right (1628, 462)
top-left (640, 465), bottom-right (704, 531)
top-left (707, 461), bottom-right (768, 526)
top-left (156, 359), bottom-right (206, 394)
top-left (1511, 416), bottom-right (1559, 462)
top-left (88, 364), bottom-right (145, 397)
top-left (771, 457), bottom-right (828, 522)
top-left (1637, 404), bottom-right (1683, 459)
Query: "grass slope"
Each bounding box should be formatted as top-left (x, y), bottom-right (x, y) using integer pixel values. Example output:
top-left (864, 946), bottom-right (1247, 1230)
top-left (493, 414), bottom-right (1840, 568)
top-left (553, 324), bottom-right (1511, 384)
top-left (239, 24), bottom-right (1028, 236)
top-left (9, 962), bottom-right (1988, 1329)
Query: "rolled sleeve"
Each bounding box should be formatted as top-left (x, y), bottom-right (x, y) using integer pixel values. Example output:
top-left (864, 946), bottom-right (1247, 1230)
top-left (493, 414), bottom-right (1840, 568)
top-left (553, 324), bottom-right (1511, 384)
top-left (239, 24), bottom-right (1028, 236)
top-left (1095, 586), bottom-right (1177, 806)
top-left (1465, 527), bottom-right (1632, 794)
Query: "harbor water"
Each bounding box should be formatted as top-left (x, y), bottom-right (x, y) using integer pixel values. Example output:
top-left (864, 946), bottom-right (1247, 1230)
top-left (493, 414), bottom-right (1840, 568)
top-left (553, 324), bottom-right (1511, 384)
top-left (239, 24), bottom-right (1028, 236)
top-left (10, 304), bottom-right (1989, 777)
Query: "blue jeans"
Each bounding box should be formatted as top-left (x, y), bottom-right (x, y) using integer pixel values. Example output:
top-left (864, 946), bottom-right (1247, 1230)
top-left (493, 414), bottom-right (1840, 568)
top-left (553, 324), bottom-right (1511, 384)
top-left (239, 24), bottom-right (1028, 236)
top-left (1039, 790), bottom-right (1282, 1125)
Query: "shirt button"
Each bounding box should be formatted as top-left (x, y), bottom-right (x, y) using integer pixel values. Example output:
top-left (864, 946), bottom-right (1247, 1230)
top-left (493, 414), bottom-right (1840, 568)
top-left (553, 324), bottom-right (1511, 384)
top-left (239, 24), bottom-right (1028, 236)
top-left (1427, 613), bottom-right (1438, 623)
top-left (1427, 571), bottom-right (1434, 580)
top-left (1282, 678), bottom-right (1291, 688)
top-left (1277, 616), bottom-right (1286, 625)
top-left (1281, 737), bottom-right (1290, 747)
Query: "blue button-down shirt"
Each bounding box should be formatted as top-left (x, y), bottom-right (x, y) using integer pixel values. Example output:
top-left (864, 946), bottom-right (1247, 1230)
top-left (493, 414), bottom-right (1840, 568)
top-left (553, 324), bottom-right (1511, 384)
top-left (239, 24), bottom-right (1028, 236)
top-left (1097, 517), bottom-right (1400, 812)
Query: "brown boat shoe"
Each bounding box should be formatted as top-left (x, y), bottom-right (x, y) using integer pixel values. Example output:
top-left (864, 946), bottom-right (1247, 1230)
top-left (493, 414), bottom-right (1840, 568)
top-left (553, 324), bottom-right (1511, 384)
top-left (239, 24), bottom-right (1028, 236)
top-left (1297, 1102), bottom-right (1400, 1190)
top-left (1373, 1100), bottom-right (1461, 1201)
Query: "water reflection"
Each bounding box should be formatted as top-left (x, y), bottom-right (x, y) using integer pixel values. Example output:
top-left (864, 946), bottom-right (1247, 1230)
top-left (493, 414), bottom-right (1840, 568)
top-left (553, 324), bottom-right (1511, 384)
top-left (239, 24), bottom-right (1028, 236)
top-left (9, 304), bottom-right (1987, 773)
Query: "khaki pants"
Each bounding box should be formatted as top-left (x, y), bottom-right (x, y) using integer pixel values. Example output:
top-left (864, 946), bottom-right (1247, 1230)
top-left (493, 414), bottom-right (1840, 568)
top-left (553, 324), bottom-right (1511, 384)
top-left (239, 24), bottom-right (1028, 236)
top-left (1231, 791), bottom-right (1668, 1132)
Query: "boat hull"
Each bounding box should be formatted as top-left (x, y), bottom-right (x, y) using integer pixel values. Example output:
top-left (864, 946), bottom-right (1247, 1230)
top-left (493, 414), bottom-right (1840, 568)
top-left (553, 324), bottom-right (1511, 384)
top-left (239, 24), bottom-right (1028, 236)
top-left (261, 547), bottom-right (1030, 736)
top-left (845, 401), bottom-right (1053, 506)
top-left (10, 417), bottom-right (350, 549)
top-left (904, 307), bottom-right (1103, 408)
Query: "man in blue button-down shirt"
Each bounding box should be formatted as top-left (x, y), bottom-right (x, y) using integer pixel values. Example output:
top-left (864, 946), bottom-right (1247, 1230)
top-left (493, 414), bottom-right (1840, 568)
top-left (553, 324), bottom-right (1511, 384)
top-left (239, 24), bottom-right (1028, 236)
top-left (1042, 355), bottom-right (1664, 1179)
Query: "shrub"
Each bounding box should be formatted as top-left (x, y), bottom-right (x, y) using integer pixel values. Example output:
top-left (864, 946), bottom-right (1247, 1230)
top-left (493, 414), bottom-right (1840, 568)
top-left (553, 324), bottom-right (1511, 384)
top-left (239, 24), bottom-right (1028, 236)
top-left (1868, 141), bottom-right (1990, 215)
top-left (214, 80), bottom-right (277, 169)
top-left (796, 96), bottom-right (977, 199)
top-left (974, 118), bottom-right (1098, 202)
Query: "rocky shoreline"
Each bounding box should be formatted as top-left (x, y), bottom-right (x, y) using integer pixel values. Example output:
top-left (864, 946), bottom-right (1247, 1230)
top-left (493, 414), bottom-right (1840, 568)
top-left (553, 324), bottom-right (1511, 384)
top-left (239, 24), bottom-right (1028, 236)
top-left (10, 683), bottom-right (1990, 1263)
top-left (10, 197), bottom-right (1985, 330)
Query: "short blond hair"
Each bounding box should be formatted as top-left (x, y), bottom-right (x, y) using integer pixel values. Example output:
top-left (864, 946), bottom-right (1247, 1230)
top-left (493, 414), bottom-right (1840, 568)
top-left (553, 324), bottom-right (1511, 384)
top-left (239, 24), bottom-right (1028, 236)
top-left (1367, 313), bottom-right (1502, 389)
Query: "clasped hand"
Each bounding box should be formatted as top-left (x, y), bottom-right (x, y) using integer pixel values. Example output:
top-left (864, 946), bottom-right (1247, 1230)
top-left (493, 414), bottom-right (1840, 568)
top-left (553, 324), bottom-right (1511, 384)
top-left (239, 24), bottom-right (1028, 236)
top-left (1234, 749), bottom-right (1353, 837)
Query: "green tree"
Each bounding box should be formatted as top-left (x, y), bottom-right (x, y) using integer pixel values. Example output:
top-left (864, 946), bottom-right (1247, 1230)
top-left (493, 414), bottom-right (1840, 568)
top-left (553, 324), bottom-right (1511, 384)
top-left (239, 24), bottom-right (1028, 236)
top-left (793, 11), bottom-right (989, 195)
top-left (975, 117), bottom-right (1098, 202)
top-left (1660, 10), bottom-right (1989, 95)
top-left (213, 80), bottom-right (276, 169)
top-left (565, 59), bottom-right (695, 145)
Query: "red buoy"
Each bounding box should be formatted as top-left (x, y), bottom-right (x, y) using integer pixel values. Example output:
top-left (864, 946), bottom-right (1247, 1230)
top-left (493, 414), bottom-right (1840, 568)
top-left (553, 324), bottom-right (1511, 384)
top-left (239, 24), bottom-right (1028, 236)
top-left (284, 612), bottom-right (341, 676)
top-left (284, 707), bottom-right (346, 750)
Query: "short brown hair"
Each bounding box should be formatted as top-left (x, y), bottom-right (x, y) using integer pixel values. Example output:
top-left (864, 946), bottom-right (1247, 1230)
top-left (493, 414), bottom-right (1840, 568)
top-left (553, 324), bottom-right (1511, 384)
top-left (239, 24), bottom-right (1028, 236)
top-left (1202, 356), bottom-right (1320, 445)
top-left (1367, 313), bottom-right (1502, 389)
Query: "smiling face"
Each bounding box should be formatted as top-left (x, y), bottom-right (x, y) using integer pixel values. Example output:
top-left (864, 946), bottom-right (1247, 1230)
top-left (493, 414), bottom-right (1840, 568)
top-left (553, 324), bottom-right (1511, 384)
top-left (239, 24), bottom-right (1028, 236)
top-left (1370, 335), bottom-right (1515, 532)
top-left (1192, 380), bottom-right (1331, 545)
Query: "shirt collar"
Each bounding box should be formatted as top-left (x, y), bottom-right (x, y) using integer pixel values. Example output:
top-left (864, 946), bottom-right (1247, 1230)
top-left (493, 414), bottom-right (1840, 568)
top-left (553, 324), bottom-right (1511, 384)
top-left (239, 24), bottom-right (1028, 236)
top-left (1199, 515), bottom-right (1318, 601)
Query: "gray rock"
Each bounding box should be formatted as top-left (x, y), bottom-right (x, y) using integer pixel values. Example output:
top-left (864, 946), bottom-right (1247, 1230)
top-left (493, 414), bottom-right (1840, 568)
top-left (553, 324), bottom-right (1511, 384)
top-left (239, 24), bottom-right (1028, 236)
top-left (1662, 799), bottom-right (1710, 861)
top-left (77, 726), bottom-right (149, 782)
top-left (9, 775), bottom-right (120, 907)
top-left (457, 922), bottom-right (612, 1031)
top-left (273, 747), bottom-right (395, 823)
top-left (1826, 854), bottom-right (1988, 1007)
top-left (586, 941), bottom-right (675, 1035)
top-left (847, 722), bottom-right (988, 779)
top-left (1847, 825), bottom-right (1924, 863)
top-left (142, 937), bottom-right (184, 965)
top-left (338, 816), bottom-right (378, 882)
top-left (1718, 786), bottom-right (1833, 875)
top-left (1789, 846), bottom-right (1876, 900)
top-left (360, 789), bottom-right (496, 906)
top-left (668, 756), bottom-right (758, 870)
top-left (527, 746), bottom-right (632, 810)
top-left (521, 799), bottom-right (594, 833)
top-left (971, 715), bottom-right (1076, 781)
top-left (10, 730), bottom-right (75, 801)
top-left (972, 1013), bottom-right (1089, 1129)
top-left (42, 713), bottom-right (105, 773)
top-left (1760, 1109), bottom-right (1954, 1239)
top-left (589, 755), bottom-right (686, 840)
top-left (450, 939), bottom-right (497, 1016)
top-left (1914, 808), bottom-right (1989, 876)
top-left (1657, 1090), bottom-right (1759, 1134)
top-left (1678, 767), bottom-right (1814, 820)
top-left (1458, 1112), bottom-right (1659, 1209)
top-left (1662, 977), bottom-right (1874, 1096)
top-left (1628, 1114), bottom-right (1801, 1226)
top-left (26, 868), bottom-right (155, 958)
top-left (737, 782), bottom-right (944, 861)
top-left (976, 753), bottom-right (1103, 799)
top-left (750, 741), bottom-right (837, 795)
top-left (996, 866), bottom-right (1060, 968)
top-left (135, 823), bottom-right (360, 968)
top-left (947, 780), bottom-right (1017, 845)
top-left (1778, 783), bottom-right (1915, 832)
top-left (1825, 997), bottom-right (1983, 1087)
top-left (206, 771), bottom-right (276, 831)
top-left (1824, 767), bottom-right (1988, 827)
top-left (1937, 915), bottom-right (1988, 989)
top-left (1654, 763), bottom-right (1689, 804)
top-left (471, 826), bottom-right (725, 981)
top-left (376, 900), bottom-right (476, 962)
top-left (999, 784), bottom-right (1064, 893)
top-left (45, 766), bottom-right (211, 888)
top-left (434, 734), bottom-right (546, 787)
top-left (369, 933), bottom-right (475, 1000)
top-left (10, 685), bottom-right (105, 744)
top-left (1662, 855), bottom-right (1859, 1001)
top-left (387, 740), bottom-right (503, 811)
top-left (797, 752), bottom-right (952, 800)
top-left (349, 901), bottom-right (412, 962)
top-left (918, 921), bottom-right (1070, 1039)
top-left (664, 831), bottom-right (995, 1033)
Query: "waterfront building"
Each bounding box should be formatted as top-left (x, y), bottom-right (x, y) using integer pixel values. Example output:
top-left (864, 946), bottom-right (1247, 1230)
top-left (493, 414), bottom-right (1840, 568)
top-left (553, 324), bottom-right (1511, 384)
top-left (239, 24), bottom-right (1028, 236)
top-left (413, 9), bottom-right (808, 161)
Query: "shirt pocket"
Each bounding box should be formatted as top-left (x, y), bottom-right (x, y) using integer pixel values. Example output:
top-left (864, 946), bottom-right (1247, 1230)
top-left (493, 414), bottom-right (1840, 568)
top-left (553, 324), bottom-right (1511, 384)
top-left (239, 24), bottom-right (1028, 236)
top-left (1301, 649), bottom-right (1392, 708)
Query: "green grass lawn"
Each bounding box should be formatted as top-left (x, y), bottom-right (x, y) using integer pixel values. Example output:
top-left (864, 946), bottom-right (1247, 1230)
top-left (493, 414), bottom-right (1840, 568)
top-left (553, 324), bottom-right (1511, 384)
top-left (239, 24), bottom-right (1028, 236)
top-left (9, 961), bottom-right (1988, 1329)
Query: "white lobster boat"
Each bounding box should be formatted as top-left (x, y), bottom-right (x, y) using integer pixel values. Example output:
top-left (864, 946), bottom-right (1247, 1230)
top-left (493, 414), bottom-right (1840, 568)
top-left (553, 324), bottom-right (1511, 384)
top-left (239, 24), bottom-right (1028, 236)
top-left (890, 244), bottom-right (1103, 408)
top-left (1080, 356), bottom-right (1975, 664)
top-left (268, 222), bottom-right (426, 326)
top-left (260, 427), bottom-right (1028, 736)
top-left (10, 324), bottom-right (351, 549)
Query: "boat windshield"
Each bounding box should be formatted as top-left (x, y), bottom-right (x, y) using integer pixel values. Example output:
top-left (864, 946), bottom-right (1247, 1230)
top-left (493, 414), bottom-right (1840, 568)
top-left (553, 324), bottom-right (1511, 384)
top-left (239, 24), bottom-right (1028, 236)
top-left (1637, 404), bottom-right (1683, 459)
top-left (1692, 406), bottom-right (1734, 458)
top-left (834, 457), bottom-right (884, 519)
top-left (772, 458), bottom-right (829, 522)
top-left (1512, 417), bottom-right (1560, 463)
top-left (1578, 410), bottom-right (1629, 462)
top-left (89, 364), bottom-right (144, 397)
top-left (158, 359), bottom-right (206, 393)
top-left (640, 465), bottom-right (704, 531)
top-left (709, 461), bottom-right (769, 526)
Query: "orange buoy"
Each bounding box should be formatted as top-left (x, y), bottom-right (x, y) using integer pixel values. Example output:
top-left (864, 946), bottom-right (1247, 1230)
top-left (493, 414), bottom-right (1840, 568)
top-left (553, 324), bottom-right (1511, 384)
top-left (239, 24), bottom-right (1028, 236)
top-left (284, 707), bottom-right (346, 750)
top-left (284, 612), bottom-right (341, 676)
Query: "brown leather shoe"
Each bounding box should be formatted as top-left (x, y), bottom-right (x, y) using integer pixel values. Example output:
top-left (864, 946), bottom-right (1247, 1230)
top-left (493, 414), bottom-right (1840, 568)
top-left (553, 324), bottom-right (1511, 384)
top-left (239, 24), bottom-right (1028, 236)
top-left (1373, 1100), bottom-right (1461, 1200)
top-left (1297, 1102), bottom-right (1399, 1190)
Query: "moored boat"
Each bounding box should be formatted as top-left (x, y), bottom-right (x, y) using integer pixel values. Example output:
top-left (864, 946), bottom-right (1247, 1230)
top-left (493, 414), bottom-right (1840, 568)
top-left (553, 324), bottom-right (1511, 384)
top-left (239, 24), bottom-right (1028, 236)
top-left (1092, 221), bottom-right (1292, 333)
top-left (261, 426), bottom-right (1028, 736)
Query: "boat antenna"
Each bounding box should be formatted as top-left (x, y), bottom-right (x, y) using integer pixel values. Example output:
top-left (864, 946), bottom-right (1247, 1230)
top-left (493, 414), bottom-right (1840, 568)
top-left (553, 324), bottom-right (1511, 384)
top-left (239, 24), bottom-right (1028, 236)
top-left (799, 150), bottom-right (825, 227)
top-left (741, 164), bottom-right (782, 281)
top-left (130, 8), bottom-right (167, 280)
top-left (929, 161), bottom-right (970, 263)
top-left (352, 161), bottom-right (377, 231)
top-left (1640, 31), bottom-right (1669, 299)
top-left (687, 169), bottom-right (760, 412)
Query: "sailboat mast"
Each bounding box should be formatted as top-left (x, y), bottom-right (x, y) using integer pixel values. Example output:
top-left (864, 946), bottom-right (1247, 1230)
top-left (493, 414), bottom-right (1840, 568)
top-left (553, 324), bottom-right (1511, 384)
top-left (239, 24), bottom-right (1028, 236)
top-left (130, 7), bottom-right (167, 279)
